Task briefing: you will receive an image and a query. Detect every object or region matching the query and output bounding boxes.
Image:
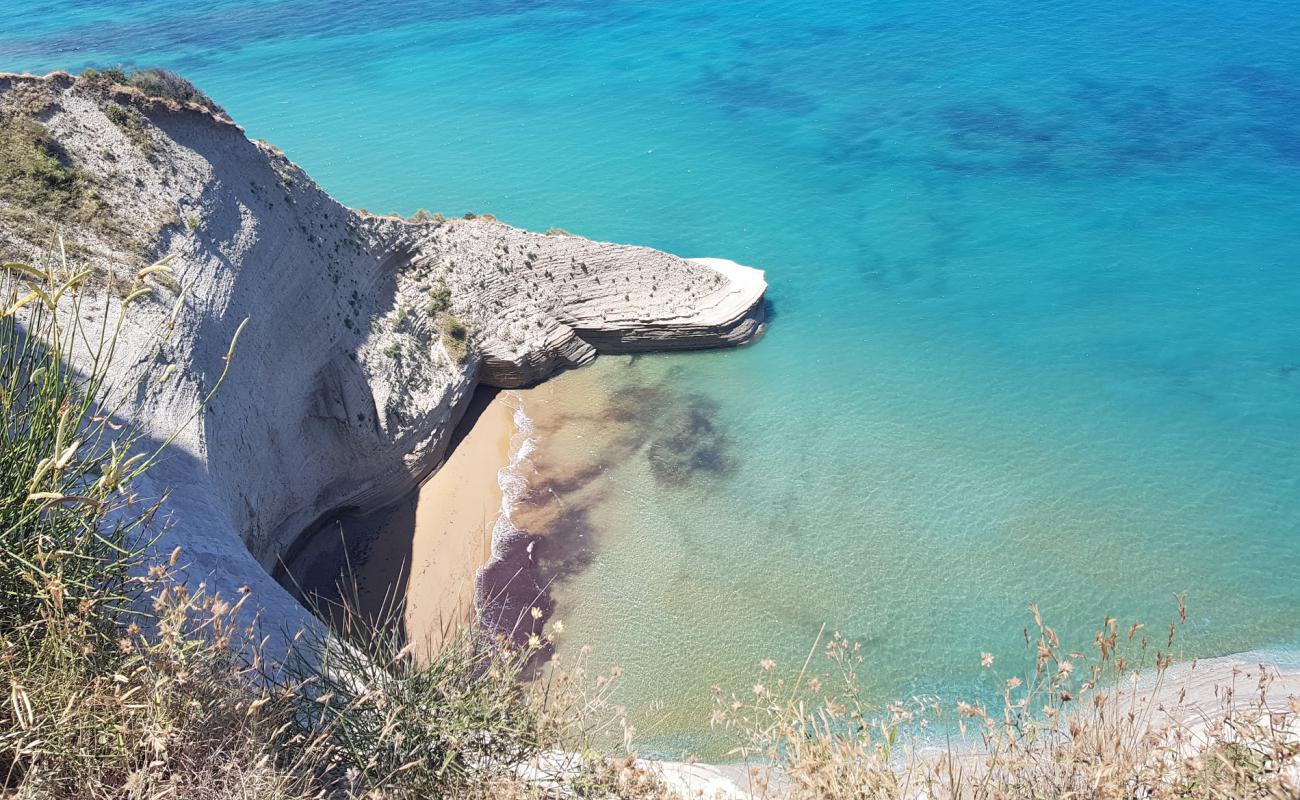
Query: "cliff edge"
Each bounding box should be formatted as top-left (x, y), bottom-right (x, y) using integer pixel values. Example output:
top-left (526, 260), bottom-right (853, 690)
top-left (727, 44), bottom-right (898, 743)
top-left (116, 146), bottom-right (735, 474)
top-left (0, 71), bottom-right (766, 638)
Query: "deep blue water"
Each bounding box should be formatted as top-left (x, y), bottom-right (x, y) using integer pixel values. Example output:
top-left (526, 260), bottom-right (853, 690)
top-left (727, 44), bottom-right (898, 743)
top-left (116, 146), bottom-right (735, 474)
top-left (5, 0), bottom-right (1299, 756)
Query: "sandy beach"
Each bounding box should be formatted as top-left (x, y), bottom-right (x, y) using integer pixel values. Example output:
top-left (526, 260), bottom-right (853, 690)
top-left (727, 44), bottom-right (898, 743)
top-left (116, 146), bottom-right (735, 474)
top-left (406, 394), bottom-right (516, 655)
top-left (336, 391), bottom-right (518, 658)
top-left (281, 386), bottom-right (554, 657)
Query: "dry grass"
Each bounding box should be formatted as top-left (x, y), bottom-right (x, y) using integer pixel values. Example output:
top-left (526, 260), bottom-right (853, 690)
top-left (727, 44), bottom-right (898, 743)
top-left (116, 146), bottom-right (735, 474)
top-left (714, 608), bottom-right (1300, 799)
top-left (0, 117), bottom-right (99, 222)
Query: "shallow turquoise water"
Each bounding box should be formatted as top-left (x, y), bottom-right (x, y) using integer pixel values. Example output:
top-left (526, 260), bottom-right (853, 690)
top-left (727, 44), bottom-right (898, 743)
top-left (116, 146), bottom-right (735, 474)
top-left (6, 0), bottom-right (1300, 756)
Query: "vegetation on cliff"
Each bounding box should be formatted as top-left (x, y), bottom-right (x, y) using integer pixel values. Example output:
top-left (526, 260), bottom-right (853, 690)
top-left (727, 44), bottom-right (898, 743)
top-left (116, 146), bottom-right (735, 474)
top-left (0, 116), bottom-right (98, 223)
top-left (81, 66), bottom-right (222, 114)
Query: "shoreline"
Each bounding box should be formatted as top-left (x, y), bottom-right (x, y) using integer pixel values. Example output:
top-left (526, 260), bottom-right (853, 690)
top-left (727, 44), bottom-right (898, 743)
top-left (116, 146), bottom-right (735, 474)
top-left (474, 388), bottom-right (554, 650)
top-left (473, 369), bottom-right (620, 653)
top-left (471, 366), bottom-right (636, 659)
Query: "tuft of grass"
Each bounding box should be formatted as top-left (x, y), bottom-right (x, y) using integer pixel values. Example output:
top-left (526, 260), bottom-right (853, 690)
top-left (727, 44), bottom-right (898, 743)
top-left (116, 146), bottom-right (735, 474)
top-left (1, 255), bottom-right (149, 650)
top-left (0, 116), bottom-right (98, 221)
top-left (279, 592), bottom-right (541, 797)
top-left (0, 238), bottom-right (269, 797)
top-left (103, 102), bottom-right (155, 158)
top-left (268, 562), bottom-right (664, 800)
top-left (103, 102), bottom-right (129, 126)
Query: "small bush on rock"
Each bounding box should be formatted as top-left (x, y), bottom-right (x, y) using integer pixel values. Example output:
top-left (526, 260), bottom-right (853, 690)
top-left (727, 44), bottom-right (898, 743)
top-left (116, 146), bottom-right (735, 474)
top-left (426, 283), bottom-right (452, 316)
top-left (441, 315), bottom-right (470, 362)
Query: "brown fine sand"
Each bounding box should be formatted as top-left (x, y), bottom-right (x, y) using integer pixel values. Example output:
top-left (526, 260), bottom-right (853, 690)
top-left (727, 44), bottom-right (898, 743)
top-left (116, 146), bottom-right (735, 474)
top-left (365, 393), bottom-right (517, 657)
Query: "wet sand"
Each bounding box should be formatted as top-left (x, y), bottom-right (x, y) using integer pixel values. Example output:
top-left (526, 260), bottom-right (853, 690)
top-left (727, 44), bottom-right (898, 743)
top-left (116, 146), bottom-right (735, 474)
top-left (473, 358), bottom-right (680, 657)
top-left (473, 365), bottom-right (628, 653)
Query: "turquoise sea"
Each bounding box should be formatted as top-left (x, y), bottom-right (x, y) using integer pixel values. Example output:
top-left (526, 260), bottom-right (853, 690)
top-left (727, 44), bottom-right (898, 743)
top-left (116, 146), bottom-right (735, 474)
top-left (6, 0), bottom-right (1300, 756)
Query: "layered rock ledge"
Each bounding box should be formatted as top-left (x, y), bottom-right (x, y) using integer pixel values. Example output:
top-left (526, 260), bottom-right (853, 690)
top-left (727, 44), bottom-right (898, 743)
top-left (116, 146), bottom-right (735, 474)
top-left (0, 71), bottom-right (766, 636)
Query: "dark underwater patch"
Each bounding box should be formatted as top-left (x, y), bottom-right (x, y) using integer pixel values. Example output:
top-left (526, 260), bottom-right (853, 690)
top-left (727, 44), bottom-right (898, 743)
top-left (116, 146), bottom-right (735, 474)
top-left (918, 67), bottom-right (1300, 179)
top-left (1216, 64), bottom-right (1300, 165)
top-left (514, 366), bottom-right (742, 612)
top-left (940, 100), bottom-right (1063, 152)
top-left (693, 64), bottom-right (821, 117)
top-left (603, 369), bottom-right (740, 488)
top-left (801, 58), bottom-right (1300, 184)
top-left (645, 393), bottom-right (738, 487)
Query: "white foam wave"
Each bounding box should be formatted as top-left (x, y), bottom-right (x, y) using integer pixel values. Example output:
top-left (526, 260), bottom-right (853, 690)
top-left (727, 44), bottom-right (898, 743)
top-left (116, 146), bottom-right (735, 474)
top-left (492, 391), bottom-right (537, 554)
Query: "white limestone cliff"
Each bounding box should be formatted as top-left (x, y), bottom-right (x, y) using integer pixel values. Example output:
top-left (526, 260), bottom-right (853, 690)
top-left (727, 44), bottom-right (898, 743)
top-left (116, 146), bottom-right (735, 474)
top-left (0, 71), bottom-right (766, 638)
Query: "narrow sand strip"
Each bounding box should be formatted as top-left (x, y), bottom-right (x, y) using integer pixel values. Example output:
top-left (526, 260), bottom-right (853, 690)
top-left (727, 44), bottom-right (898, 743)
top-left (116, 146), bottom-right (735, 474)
top-left (371, 394), bottom-right (516, 658)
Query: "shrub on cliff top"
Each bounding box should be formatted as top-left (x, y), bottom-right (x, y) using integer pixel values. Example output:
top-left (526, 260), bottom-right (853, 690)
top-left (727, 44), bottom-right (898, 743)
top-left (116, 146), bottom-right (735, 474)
top-left (83, 65), bottom-right (223, 114)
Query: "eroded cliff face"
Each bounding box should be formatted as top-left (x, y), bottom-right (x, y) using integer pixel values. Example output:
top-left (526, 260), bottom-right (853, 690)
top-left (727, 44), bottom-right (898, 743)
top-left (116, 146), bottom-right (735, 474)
top-left (0, 71), bottom-right (765, 635)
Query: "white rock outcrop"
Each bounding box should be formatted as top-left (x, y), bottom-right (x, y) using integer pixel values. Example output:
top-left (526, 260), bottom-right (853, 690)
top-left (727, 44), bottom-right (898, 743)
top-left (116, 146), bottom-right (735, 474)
top-left (0, 72), bottom-right (766, 638)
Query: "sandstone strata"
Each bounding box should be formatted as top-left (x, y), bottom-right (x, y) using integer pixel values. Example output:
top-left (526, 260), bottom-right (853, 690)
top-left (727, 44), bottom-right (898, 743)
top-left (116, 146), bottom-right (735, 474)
top-left (0, 71), bottom-right (765, 637)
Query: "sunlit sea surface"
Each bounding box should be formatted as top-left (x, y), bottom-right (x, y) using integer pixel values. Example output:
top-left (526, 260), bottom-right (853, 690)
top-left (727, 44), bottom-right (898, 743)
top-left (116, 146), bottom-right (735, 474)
top-left (6, 0), bottom-right (1299, 757)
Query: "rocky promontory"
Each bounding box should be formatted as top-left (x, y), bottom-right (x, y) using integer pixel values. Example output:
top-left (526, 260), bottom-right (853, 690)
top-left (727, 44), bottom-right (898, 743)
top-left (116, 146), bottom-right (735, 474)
top-left (0, 71), bottom-right (766, 637)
